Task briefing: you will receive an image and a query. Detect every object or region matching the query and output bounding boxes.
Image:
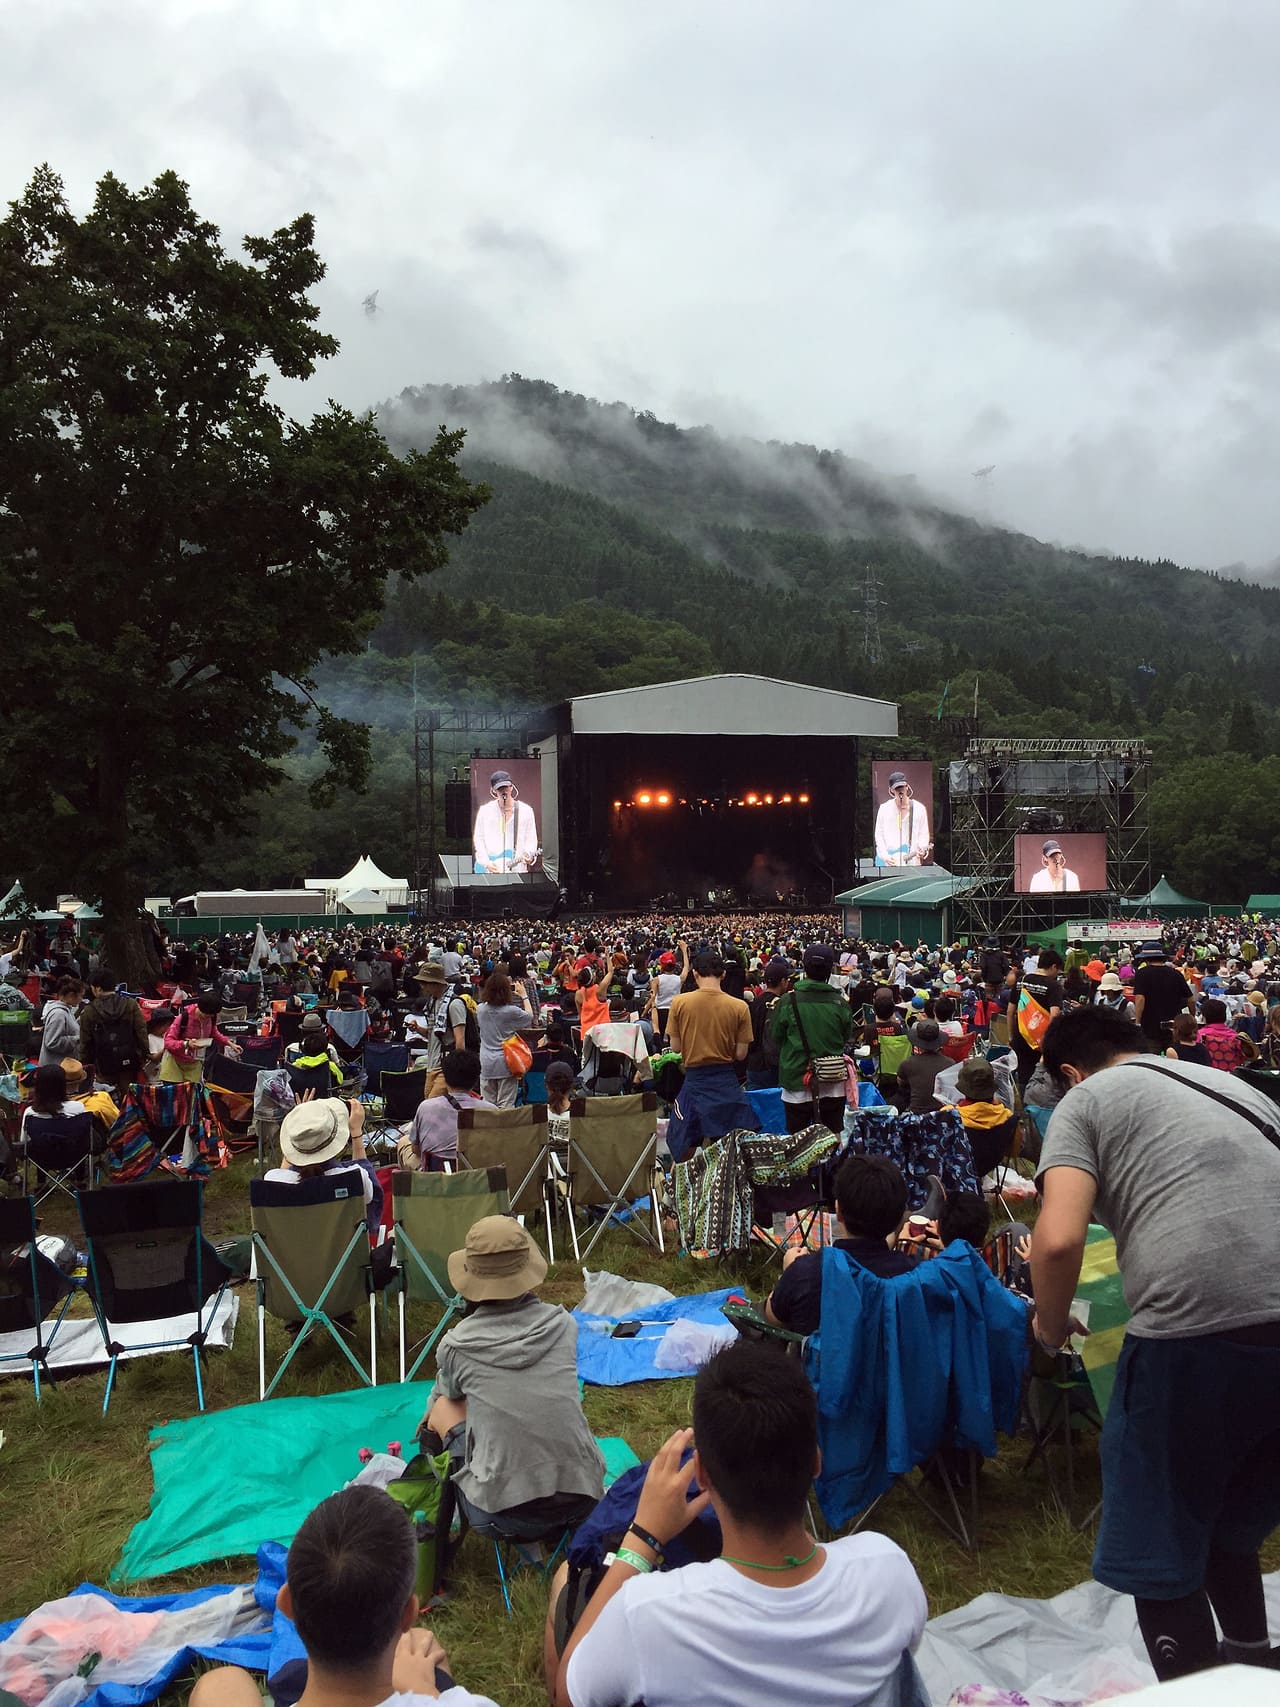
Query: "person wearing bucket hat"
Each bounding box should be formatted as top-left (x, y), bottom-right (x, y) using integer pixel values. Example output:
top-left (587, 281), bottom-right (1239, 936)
top-left (284, 1011), bottom-right (346, 1086)
top-left (897, 1017), bottom-right (950, 1113)
top-left (417, 1217), bottom-right (605, 1537)
top-left (874, 769), bottom-right (932, 867)
top-left (404, 963), bottom-right (470, 1097)
top-left (1095, 971), bottom-right (1135, 1020)
top-left (472, 767), bottom-right (540, 875)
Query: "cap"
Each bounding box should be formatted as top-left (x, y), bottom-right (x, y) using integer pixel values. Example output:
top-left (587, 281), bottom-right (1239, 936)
top-left (802, 945), bottom-right (835, 978)
top-left (489, 770), bottom-right (514, 789)
top-left (887, 771), bottom-right (910, 790)
top-left (762, 957), bottom-right (793, 986)
top-left (1041, 839), bottom-right (1064, 857)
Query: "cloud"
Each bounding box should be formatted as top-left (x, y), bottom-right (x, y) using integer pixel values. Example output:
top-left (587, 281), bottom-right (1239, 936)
top-left (3, 0), bottom-right (1280, 566)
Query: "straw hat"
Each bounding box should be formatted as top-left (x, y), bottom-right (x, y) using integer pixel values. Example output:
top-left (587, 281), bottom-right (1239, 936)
top-left (59, 1057), bottom-right (86, 1089)
top-left (447, 1216), bottom-right (546, 1302)
top-left (1098, 972), bottom-right (1124, 993)
top-left (279, 1099), bottom-right (351, 1168)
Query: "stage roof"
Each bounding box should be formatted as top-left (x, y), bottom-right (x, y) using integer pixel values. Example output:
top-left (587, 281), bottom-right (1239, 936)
top-left (564, 674), bottom-right (898, 739)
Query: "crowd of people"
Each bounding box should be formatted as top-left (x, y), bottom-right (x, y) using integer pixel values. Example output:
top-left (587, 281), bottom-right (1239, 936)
top-left (5, 905), bottom-right (1280, 1692)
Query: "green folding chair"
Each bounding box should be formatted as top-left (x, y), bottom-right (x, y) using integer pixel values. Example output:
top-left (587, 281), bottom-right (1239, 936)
top-left (565, 1092), bottom-right (665, 1263)
top-left (876, 1032), bottom-right (912, 1088)
top-left (456, 1104), bottom-right (555, 1250)
top-left (393, 1165), bottom-right (511, 1381)
top-left (250, 1172), bottom-right (377, 1399)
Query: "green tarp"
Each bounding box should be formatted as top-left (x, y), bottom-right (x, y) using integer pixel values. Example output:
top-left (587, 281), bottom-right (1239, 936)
top-left (113, 1380), bottom-right (639, 1583)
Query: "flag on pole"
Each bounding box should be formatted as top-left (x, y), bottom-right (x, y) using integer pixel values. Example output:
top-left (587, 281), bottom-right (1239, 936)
top-left (935, 680), bottom-right (951, 721)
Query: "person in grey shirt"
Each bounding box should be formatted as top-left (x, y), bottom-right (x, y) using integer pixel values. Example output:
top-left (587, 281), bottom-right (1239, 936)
top-left (1032, 1004), bottom-right (1280, 1683)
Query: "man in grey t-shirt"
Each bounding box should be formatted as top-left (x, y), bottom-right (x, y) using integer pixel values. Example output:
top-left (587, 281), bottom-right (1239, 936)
top-left (1032, 1004), bottom-right (1280, 1681)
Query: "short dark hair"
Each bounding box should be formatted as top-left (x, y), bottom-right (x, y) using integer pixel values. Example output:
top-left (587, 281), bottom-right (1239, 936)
top-left (692, 950), bottom-right (725, 978)
top-left (442, 1048), bottom-right (481, 1091)
top-left (1200, 997), bottom-right (1227, 1025)
top-left (938, 1193), bottom-right (990, 1249)
top-left (834, 1154), bottom-right (906, 1239)
top-left (692, 1341), bottom-right (817, 1529)
top-left (1037, 949), bottom-right (1064, 971)
top-left (286, 1487), bottom-right (415, 1672)
top-left (1041, 1004), bottom-right (1145, 1085)
top-left (872, 988), bottom-right (897, 1018)
top-left (935, 996), bottom-right (954, 1023)
top-left (92, 967), bottom-right (117, 990)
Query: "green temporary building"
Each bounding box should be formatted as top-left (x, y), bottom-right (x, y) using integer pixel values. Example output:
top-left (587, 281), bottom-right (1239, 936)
top-left (835, 872), bottom-right (975, 949)
top-left (1128, 875), bottom-right (1209, 919)
top-left (1245, 895), bottom-right (1280, 917)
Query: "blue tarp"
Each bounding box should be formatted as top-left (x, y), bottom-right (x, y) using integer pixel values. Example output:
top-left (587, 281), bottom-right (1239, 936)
top-left (574, 1288), bottom-right (737, 1385)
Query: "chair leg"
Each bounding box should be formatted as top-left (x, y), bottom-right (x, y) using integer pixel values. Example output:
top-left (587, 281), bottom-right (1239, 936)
top-left (493, 1540), bottom-right (514, 1617)
top-left (257, 1298), bottom-right (267, 1403)
top-left (370, 1296), bottom-right (377, 1387)
top-left (398, 1286), bottom-right (407, 1384)
top-left (193, 1342), bottom-right (206, 1412)
top-left (102, 1352), bottom-right (119, 1416)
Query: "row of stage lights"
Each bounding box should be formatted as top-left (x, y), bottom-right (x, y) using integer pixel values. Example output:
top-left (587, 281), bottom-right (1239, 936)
top-left (612, 791), bottom-right (812, 809)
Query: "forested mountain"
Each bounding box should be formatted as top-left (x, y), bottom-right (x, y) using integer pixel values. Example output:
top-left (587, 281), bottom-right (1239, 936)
top-left (180, 378), bottom-right (1280, 902)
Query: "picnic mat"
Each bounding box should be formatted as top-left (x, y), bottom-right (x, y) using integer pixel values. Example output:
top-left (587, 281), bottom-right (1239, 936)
top-left (113, 1381), bottom-right (639, 1583)
top-left (574, 1288), bottom-right (736, 1385)
top-left (1074, 1225), bottom-right (1129, 1417)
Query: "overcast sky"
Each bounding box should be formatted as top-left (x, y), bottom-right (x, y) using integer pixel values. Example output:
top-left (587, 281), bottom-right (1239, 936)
top-left (6, 0), bottom-right (1279, 568)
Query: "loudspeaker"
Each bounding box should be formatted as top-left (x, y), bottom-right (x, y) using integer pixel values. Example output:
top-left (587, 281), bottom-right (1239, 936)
top-left (444, 781), bottom-right (471, 839)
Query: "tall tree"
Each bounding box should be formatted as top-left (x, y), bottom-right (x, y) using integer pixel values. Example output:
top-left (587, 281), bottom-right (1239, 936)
top-left (0, 166), bottom-right (487, 979)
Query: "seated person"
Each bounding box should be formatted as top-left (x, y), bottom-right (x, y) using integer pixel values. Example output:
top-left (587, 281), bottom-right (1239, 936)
top-left (20, 1061), bottom-right (88, 1138)
top-left (1164, 1010), bottom-right (1210, 1066)
top-left (548, 1341), bottom-right (927, 1707)
top-left (544, 1060), bottom-right (576, 1143)
top-left (764, 1155), bottom-right (912, 1336)
top-left (1197, 996), bottom-right (1257, 1072)
top-left (896, 1018), bottom-right (949, 1112)
top-left (190, 1485), bottom-right (497, 1707)
top-left (399, 1049), bottom-right (495, 1171)
top-left (949, 1056), bottom-right (1016, 1178)
top-left (531, 1020), bottom-right (579, 1078)
top-left (933, 995), bottom-right (965, 1038)
top-left (60, 1057), bottom-right (119, 1128)
top-left (266, 1094), bottom-right (377, 1226)
top-left (418, 1218), bottom-right (605, 1539)
top-left (286, 1012), bottom-right (347, 1086)
top-left (862, 986), bottom-right (905, 1048)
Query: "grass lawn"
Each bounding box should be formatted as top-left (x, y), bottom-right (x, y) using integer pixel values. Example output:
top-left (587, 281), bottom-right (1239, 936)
top-left (6, 1150), bottom-right (1273, 1706)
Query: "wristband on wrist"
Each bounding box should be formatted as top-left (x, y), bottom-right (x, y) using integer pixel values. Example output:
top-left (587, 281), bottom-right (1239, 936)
top-left (614, 1546), bottom-right (654, 1574)
top-left (625, 1522), bottom-right (665, 1561)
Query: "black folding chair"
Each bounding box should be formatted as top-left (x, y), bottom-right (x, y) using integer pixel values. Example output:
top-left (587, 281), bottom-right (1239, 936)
top-left (78, 1178), bottom-right (232, 1413)
top-left (239, 1035), bottom-right (284, 1070)
top-left (363, 1039), bottom-right (409, 1100)
top-left (275, 1010), bottom-right (305, 1051)
top-left (288, 1063), bottom-right (341, 1099)
top-left (21, 1111), bottom-right (97, 1208)
top-left (365, 1066), bottom-right (427, 1151)
top-left (0, 1195), bottom-right (81, 1400)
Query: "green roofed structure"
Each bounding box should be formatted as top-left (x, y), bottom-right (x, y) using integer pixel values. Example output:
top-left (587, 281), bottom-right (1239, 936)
top-left (1128, 875), bottom-right (1209, 918)
top-left (835, 871), bottom-right (976, 949)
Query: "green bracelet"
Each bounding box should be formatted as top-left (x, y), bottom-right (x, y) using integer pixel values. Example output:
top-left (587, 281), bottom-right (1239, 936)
top-left (614, 1546), bottom-right (654, 1574)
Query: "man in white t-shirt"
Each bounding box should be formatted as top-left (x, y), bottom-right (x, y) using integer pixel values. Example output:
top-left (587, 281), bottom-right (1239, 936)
top-left (548, 1340), bottom-right (926, 1707)
top-left (190, 1486), bottom-right (497, 1707)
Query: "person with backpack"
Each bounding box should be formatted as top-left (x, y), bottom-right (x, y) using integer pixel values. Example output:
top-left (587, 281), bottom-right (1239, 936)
top-left (744, 957), bottom-right (792, 1090)
top-left (78, 969), bottom-right (148, 1086)
top-left (404, 963), bottom-right (473, 1098)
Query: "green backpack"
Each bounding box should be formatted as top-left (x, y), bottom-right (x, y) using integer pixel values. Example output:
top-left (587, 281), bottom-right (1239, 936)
top-left (385, 1449), bottom-right (467, 1606)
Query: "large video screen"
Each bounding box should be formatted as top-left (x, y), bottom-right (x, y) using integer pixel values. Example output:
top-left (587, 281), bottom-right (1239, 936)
top-left (470, 757), bottom-right (544, 877)
top-left (1014, 832), bottom-right (1107, 895)
top-left (871, 760), bottom-right (935, 868)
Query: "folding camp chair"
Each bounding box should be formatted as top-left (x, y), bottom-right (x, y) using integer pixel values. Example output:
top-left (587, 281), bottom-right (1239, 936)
top-left (238, 1035), bottom-right (284, 1070)
top-left (78, 1178), bottom-right (232, 1413)
top-left (250, 1172), bottom-right (377, 1399)
top-left (564, 1093), bottom-right (665, 1263)
top-left (876, 1032), bottom-right (912, 1090)
top-left (456, 1105), bottom-right (557, 1254)
top-left (21, 1111), bottom-right (97, 1207)
top-left (326, 1007), bottom-right (371, 1065)
top-left (288, 1062), bottom-right (341, 1099)
top-left (362, 1039), bottom-right (409, 1100)
top-left (939, 1033), bottom-right (976, 1066)
top-left (0, 1007), bottom-right (33, 1067)
top-left (0, 1195), bottom-right (80, 1400)
top-left (365, 1066), bottom-right (427, 1151)
top-left (197, 1055), bottom-right (260, 1161)
top-left (275, 1009), bottom-right (305, 1051)
top-left (393, 1165), bottom-right (511, 1380)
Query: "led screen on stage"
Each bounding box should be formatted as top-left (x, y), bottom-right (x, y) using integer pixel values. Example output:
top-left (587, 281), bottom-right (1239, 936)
top-left (871, 760), bottom-right (935, 867)
top-left (1014, 832), bottom-right (1107, 895)
top-left (470, 757), bottom-right (545, 878)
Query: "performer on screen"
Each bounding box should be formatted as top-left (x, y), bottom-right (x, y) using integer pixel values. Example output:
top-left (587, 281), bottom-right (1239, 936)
top-left (1028, 837), bottom-right (1081, 893)
top-left (874, 771), bottom-right (932, 866)
top-left (473, 769), bottom-right (540, 874)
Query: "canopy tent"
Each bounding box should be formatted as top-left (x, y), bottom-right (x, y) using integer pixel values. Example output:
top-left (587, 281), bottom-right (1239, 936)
top-left (1128, 875), bottom-right (1208, 918)
top-left (1246, 895), bottom-right (1280, 916)
top-left (335, 887), bottom-right (386, 914)
top-left (304, 855), bottom-right (407, 907)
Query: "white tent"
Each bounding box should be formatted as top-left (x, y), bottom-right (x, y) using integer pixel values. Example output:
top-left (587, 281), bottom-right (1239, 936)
top-left (336, 887), bottom-right (388, 914)
top-left (305, 855), bottom-right (408, 907)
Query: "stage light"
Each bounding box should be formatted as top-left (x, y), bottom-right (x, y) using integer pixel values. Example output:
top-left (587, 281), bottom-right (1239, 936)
top-left (613, 799), bottom-right (622, 810)
top-left (656, 791), bottom-right (672, 806)
top-left (798, 792), bottom-right (810, 804)
top-left (764, 793), bottom-right (774, 805)
top-left (637, 791), bottom-right (652, 806)
top-left (780, 793), bottom-right (793, 804)
top-left (745, 792), bottom-right (759, 805)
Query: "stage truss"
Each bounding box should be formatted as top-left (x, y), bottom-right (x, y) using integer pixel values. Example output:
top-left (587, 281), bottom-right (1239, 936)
top-left (950, 737), bottom-right (1152, 941)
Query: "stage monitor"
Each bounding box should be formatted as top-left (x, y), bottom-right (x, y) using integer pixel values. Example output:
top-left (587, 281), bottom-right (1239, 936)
top-left (470, 757), bottom-right (546, 879)
top-left (871, 760), bottom-right (935, 868)
top-left (1014, 832), bottom-right (1107, 895)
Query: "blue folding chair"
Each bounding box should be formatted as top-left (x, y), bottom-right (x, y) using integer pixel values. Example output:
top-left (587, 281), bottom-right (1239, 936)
top-left (363, 1039), bottom-right (409, 1100)
top-left (21, 1111), bottom-right (97, 1208)
top-left (79, 1178), bottom-right (231, 1413)
top-left (0, 1195), bottom-right (81, 1401)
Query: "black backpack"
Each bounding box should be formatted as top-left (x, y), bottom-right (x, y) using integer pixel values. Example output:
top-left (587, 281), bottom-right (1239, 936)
top-left (94, 1005), bottom-right (141, 1077)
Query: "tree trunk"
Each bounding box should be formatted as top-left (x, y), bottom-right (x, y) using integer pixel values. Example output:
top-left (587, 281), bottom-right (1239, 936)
top-left (97, 737), bottom-right (163, 989)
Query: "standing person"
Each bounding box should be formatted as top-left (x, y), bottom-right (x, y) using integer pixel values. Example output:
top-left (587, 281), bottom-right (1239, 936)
top-left (768, 945), bottom-right (854, 1134)
top-left (744, 957), bottom-right (792, 1091)
top-left (507, 952), bottom-right (542, 1025)
top-left (1032, 1005), bottom-right (1280, 1682)
top-left (873, 771), bottom-right (932, 867)
top-left (472, 769), bottom-right (539, 875)
top-left (664, 951), bottom-right (756, 1163)
top-left (159, 993), bottom-right (242, 1083)
top-left (78, 969), bottom-right (148, 1086)
top-left (1010, 948), bottom-right (1065, 1093)
top-left (978, 935), bottom-right (1010, 1001)
top-left (476, 971), bottom-right (532, 1109)
top-left (647, 949), bottom-right (685, 1045)
top-left (404, 963), bottom-right (469, 1098)
top-left (38, 976), bottom-right (84, 1068)
top-left (1132, 941), bottom-right (1194, 1051)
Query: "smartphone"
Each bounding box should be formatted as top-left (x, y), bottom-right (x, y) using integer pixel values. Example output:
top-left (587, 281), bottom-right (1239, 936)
top-left (611, 1320), bottom-right (642, 1339)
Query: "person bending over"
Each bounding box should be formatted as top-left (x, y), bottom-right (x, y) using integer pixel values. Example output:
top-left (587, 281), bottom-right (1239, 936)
top-left (764, 1155), bottom-right (912, 1336)
top-left (190, 1485), bottom-right (497, 1707)
top-left (547, 1340), bottom-right (926, 1707)
top-left (418, 1217), bottom-right (605, 1540)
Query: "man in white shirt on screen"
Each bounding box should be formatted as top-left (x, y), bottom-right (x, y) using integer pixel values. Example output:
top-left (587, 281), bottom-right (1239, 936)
top-left (873, 772), bottom-right (932, 866)
top-left (1028, 838), bottom-right (1081, 894)
top-left (472, 769), bottom-right (539, 874)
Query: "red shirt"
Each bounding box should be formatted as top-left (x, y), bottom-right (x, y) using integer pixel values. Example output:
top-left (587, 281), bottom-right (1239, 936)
top-left (1198, 1023), bottom-right (1247, 1072)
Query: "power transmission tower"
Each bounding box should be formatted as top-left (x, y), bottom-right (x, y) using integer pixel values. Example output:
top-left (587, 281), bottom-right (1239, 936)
top-left (862, 563), bottom-right (886, 664)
